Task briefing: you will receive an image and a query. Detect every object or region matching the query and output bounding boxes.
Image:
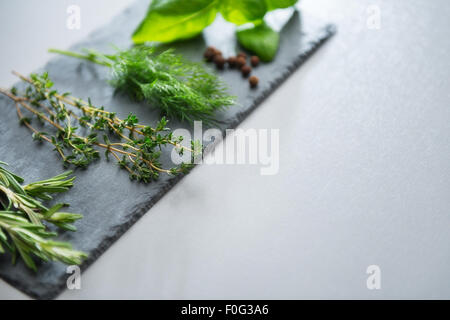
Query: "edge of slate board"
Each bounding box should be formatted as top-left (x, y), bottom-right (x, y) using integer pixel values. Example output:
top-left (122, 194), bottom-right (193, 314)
top-left (0, 2), bottom-right (336, 299)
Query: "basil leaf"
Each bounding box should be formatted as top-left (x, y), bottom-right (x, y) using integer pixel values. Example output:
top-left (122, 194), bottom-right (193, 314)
top-left (220, 0), bottom-right (268, 25)
top-left (132, 0), bottom-right (220, 43)
top-left (237, 22), bottom-right (280, 62)
top-left (266, 0), bottom-right (299, 11)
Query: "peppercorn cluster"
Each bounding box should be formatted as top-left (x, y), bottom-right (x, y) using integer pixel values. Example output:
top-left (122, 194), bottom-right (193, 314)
top-left (204, 46), bottom-right (259, 89)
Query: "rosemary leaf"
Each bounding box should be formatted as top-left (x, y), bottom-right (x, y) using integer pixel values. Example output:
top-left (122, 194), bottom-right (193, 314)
top-left (0, 162), bottom-right (86, 270)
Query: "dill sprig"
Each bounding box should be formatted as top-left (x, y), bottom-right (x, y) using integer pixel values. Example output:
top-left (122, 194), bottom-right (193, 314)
top-left (49, 46), bottom-right (235, 125)
top-left (0, 161), bottom-right (86, 271)
top-left (0, 72), bottom-right (198, 183)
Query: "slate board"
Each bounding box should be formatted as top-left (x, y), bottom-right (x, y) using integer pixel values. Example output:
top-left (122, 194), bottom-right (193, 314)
top-left (0, 1), bottom-right (335, 299)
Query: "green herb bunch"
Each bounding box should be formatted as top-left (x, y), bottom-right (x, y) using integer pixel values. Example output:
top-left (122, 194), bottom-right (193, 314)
top-left (49, 46), bottom-right (235, 125)
top-left (132, 0), bottom-right (299, 62)
top-left (0, 162), bottom-right (86, 271)
top-left (0, 72), bottom-right (197, 183)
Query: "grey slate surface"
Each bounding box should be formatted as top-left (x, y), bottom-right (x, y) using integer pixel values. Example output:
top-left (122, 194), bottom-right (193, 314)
top-left (0, 1), bottom-right (335, 299)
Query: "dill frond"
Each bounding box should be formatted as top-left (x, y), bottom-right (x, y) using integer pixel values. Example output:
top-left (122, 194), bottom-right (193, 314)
top-left (49, 46), bottom-right (235, 125)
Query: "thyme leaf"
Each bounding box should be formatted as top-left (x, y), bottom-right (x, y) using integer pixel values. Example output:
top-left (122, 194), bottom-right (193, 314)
top-left (0, 72), bottom-right (200, 183)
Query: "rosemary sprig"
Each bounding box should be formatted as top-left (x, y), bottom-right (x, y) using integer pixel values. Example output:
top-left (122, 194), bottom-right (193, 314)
top-left (0, 72), bottom-right (199, 183)
top-left (49, 46), bottom-right (235, 125)
top-left (0, 161), bottom-right (86, 271)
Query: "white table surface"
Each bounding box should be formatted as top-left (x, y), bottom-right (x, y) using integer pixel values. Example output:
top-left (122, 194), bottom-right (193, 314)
top-left (0, 0), bottom-right (449, 299)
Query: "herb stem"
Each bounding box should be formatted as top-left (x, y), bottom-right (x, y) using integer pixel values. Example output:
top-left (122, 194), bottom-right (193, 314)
top-left (1, 72), bottom-right (196, 182)
top-left (10, 73), bottom-right (193, 153)
top-left (0, 163), bottom-right (87, 270)
top-left (48, 49), bottom-right (111, 67)
top-left (49, 46), bottom-right (235, 124)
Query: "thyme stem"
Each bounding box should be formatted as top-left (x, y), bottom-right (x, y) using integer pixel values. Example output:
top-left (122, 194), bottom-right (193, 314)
top-left (1, 72), bottom-right (198, 182)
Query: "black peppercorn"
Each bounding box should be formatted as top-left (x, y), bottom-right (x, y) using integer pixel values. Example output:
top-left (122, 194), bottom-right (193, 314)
top-left (204, 50), bottom-right (215, 61)
top-left (237, 52), bottom-right (247, 59)
top-left (236, 56), bottom-right (246, 68)
top-left (204, 46), bottom-right (217, 62)
top-left (208, 46), bottom-right (219, 54)
top-left (249, 76), bottom-right (259, 88)
top-left (241, 65), bottom-right (252, 77)
top-left (250, 56), bottom-right (260, 67)
top-left (227, 56), bottom-right (237, 68)
top-left (214, 55), bottom-right (226, 69)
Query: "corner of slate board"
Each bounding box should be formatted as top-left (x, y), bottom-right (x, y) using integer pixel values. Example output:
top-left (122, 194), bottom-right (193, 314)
top-left (0, 0), bottom-right (336, 300)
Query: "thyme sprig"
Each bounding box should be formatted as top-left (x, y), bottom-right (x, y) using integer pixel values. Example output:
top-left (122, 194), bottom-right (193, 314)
top-left (49, 46), bottom-right (235, 125)
top-left (0, 161), bottom-right (86, 271)
top-left (0, 72), bottom-right (198, 183)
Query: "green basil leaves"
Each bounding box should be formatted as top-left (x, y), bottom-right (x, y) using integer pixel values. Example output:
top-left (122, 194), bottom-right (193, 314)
top-left (132, 0), bottom-right (299, 62)
top-left (132, 0), bottom-right (220, 43)
top-left (265, 0), bottom-right (298, 11)
top-left (220, 0), bottom-right (267, 25)
top-left (237, 22), bottom-right (280, 62)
